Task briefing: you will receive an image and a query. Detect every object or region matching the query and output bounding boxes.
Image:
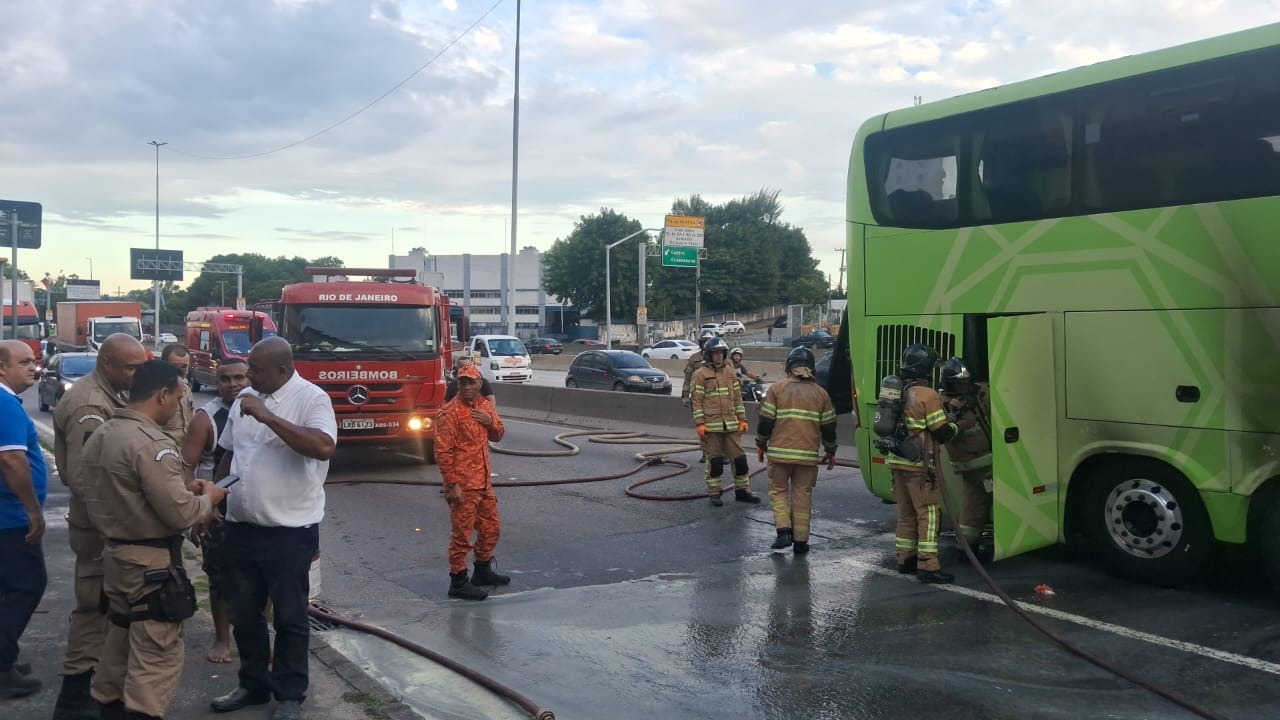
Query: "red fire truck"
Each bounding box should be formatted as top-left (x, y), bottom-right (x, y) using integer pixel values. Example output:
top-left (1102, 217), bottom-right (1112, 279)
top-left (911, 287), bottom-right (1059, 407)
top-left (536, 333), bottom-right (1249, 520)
top-left (258, 268), bottom-right (455, 462)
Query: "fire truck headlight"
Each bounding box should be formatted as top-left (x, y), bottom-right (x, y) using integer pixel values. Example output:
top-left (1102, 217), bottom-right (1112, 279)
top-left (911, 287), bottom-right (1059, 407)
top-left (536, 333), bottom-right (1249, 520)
top-left (408, 417), bottom-right (424, 431)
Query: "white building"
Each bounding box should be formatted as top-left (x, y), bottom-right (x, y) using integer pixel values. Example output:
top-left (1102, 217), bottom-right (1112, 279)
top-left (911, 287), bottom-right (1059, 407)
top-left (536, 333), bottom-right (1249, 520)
top-left (388, 247), bottom-right (571, 337)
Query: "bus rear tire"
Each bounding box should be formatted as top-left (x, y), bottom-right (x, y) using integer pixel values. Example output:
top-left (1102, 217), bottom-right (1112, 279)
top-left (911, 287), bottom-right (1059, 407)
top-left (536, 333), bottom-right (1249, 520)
top-left (1084, 459), bottom-right (1211, 586)
top-left (1258, 491), bottom-right (1280, 592)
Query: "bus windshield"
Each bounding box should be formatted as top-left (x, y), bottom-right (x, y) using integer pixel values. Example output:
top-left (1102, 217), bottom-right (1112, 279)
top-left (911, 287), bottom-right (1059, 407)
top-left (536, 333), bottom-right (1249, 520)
top-left (282, 305), bottom-right (438, 356)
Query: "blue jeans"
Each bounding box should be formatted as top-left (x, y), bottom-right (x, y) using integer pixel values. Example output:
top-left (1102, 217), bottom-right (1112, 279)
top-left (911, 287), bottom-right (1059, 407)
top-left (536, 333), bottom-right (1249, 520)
top-left (0, 526), bottom-right (46, 669)
top-left (223, 523), bottom-right (318, 702)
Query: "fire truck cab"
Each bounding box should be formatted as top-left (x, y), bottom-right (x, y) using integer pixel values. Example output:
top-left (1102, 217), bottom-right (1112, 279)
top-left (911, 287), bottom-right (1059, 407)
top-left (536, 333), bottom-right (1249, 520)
top-left (258, 268), bottom-right (454, 463)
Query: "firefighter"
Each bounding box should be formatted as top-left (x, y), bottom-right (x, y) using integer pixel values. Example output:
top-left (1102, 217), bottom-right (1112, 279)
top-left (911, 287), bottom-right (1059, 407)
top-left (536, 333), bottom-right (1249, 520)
top-left (889, 344), bottom-right (958, 584)
top-left (939, 358), bottom-right (993, 562)
top-left (84, 360), bottom-right (225, 720)
top-left (755, 347), bottom-right (837, 554)
top-left (680, 329), bottom-right (719, 407)
top-left (436, 364), bottom-right (508, 601)
top-left (51, 333), bottom-right (147, 720)
top-left (691, 338), bottom-right (759, 506)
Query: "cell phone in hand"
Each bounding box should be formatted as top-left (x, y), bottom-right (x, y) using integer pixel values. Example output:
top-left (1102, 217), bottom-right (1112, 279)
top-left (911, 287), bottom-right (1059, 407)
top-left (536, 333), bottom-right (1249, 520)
top-left (215, 474), bottom-right (240, 489)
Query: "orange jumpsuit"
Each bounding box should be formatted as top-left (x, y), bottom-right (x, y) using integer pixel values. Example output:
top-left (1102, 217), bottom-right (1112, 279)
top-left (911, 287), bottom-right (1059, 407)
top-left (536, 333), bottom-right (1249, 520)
top-left (435, 395), bottom-right (505, 574)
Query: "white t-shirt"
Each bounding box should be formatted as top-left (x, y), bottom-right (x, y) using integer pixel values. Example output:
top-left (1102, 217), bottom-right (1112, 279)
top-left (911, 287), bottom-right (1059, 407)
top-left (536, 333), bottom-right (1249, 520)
top-left (219, 372), bottom-right (337, 527)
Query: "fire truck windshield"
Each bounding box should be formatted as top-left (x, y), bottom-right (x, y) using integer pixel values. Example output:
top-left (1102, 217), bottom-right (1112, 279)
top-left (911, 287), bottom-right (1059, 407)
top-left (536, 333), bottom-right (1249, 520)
top-left (221, 329), bottom-right (276, 355)
top-left (282, 305), bottom-right (438, 356)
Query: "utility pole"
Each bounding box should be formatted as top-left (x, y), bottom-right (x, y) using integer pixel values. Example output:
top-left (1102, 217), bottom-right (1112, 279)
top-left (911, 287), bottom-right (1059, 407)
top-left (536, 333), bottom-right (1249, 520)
top-left (507, 0), bottom-right (521, 336)
top-left (834, 245), bottom-right (846, 295)
top-left (148, 140), bottom-right (167, 349)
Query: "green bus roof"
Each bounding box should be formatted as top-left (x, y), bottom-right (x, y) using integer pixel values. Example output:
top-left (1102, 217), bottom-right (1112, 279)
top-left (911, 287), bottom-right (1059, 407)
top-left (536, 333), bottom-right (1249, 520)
top-left (879, 22), bottom-right (1280, 130)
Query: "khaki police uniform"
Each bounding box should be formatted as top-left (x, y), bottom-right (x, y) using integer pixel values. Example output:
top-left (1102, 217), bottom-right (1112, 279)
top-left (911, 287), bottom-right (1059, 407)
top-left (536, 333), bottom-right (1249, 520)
top-left (942, 382), bottom-right (993, 544)
top-left (83, 409), bottom-right (215, 718)
top-left (52, 369), bottom-right (126, 676)
top-left (756, 375), bottom-right (837, 543)
top-left (159, 382), bottom-right (194, 445)
top-left (690, 361), bottom-right (748, 494)
top-left (680, 350), bottom-right (704, 402)
top-left (889, 383), bottom-right (954, 573)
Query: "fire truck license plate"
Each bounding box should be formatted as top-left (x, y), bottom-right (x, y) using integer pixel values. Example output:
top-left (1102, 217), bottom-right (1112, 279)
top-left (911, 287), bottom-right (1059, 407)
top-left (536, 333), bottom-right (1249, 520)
top-left (340, 418), bottom-right (376, 430)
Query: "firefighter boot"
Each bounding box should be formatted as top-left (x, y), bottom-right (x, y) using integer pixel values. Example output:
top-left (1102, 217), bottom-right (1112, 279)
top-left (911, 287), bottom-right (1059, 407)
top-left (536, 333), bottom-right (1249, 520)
top-left (771, 529), bottom-right (793, 550)
top-left (734, 489), bottom-right (761, 504)
top-left (896, 556), bottom-right (918, 574)
top-left (447, 571), bottom-right (488, 601)
top-left (709, 492), bottom-right (724, 507)
top-left (98, 701), bottom-right (127, 720)
top-left (52, 670), bottom-right (98, 719)
top-left (793, 541), bottom-right (810, 555)
top-left (0, 665), bottom-right (40, 699)
top-left (472, 559), bottom-right (511, 586)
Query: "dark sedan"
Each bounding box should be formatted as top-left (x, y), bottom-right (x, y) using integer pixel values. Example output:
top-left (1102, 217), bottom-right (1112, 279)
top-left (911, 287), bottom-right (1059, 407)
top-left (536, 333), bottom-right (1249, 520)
top-left (525, 337), bottom-right (563, 355)
top-left (38, 352), bottom-right (97, 412)
top-left (791, 330), bottom-right (836, 349)
top-left (565, 350), bottom-right (672, 393)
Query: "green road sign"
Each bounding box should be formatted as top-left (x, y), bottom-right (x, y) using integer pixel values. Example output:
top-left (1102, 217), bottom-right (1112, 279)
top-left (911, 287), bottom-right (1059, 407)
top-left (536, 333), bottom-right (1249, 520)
top-left (662, 246), bottom-right (698, 268)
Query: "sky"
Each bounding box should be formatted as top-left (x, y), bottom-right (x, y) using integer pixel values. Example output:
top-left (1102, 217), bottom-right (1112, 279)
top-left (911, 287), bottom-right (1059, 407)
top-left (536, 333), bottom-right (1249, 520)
top-left (2, 0), bottom-right (1278, 298)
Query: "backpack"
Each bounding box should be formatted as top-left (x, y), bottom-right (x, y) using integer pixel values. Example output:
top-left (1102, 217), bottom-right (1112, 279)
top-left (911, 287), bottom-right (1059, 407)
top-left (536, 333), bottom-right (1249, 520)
top-left (872, 375), bottom-right (923, 461)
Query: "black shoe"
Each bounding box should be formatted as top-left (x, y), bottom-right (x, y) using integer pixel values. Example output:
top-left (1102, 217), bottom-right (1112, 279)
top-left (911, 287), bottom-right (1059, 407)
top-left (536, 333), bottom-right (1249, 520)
top-left (127, 711), bottom-right (163, 720)
top-left (473, 559), bottom-right (511, 586)
top-left (708, 493), bottom-right (724, 507)
top-left (447, 571), bottom-right (488, 601)
top-left (698, 455), bottom-right (705, 464)
top-left (734, 489), bottom-right (761, 504)
top-left (771, 529), bottom-right (793, 550)
top-left (51, 671), bottom-right (95, 718)
top-left (0, 666), bottom-right (41, 699)
top-left (14, 662), bottom-right (30, 675)
top-left (211, 687), bottom-right (272, 713)
top-left (271, 700), bottom-right (303, 720)
top-left (896, 557), bottom-right (918, 574)
top-left (99, 701), bottom-right (129, 720)
top-left (917, 570), bottom-right (955, 584)
top-left (793, 541), bottom-right (810, 555)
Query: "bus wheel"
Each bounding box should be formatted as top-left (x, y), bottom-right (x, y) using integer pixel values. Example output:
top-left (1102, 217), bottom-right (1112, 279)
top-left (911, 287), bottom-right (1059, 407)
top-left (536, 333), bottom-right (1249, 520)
top-left (1259, 492), bottom-right (1280, 592)
top-left (1085, 460), bottom-right (1211, 586)
top-left (419, 439), bottom-right (437, 465)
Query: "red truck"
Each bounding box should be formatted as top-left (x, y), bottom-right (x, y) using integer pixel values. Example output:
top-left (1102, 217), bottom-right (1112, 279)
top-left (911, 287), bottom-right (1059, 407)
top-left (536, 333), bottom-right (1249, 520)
top-left (1, 280), bottom-right (42, 362)
top-left (257, 268), bottom-right (456, 462)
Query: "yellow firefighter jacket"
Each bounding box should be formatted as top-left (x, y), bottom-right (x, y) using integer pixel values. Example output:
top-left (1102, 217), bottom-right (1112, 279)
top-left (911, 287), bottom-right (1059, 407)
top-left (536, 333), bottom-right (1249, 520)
top-left (691, 361), bottom-right (744, 432)
top-left (755, 376), bottom-right (837, 465)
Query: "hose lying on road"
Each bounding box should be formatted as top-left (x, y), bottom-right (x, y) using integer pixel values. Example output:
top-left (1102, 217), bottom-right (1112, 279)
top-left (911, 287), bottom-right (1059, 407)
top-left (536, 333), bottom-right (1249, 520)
top-left (308, 603), bottom-right (555, 720)
top-left (927, 445), bottom-right (1228, 720)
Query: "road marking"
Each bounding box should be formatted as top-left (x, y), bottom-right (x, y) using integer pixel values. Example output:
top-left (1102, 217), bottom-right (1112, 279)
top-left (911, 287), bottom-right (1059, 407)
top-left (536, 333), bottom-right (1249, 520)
top-left (839, 556), bottom-right (1280, 678)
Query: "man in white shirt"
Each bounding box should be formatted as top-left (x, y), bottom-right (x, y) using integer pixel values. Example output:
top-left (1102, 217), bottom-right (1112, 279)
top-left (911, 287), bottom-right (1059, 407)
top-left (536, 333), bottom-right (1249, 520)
top-left (209, 338), bottom-right (336, 720)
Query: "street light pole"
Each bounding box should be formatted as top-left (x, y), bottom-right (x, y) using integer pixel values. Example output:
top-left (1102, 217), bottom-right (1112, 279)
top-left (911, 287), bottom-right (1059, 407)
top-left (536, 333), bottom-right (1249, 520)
top-left (507, 0), bottom-right (521, 336)
top-left (604, 228), bottom-right (659, 350)
top-left (217, 281), bottom-right (227, 307)
top-left (148, 140), bottom-right (166, 349)
top-left (85, 258), bottom-right (93, 280)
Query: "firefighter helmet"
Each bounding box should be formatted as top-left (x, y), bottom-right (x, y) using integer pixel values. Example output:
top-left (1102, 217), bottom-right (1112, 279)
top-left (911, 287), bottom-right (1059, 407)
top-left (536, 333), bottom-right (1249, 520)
top-left (704, 338), bottom-right (730, 363)
top-left (697, 329), bottom-right (718, 348)
top-left (940, 357), bottom-right (972, 393)
top-left (785, 346), bottom-right (816, 375)
top-left (898, 344), bottom-right (939, 379)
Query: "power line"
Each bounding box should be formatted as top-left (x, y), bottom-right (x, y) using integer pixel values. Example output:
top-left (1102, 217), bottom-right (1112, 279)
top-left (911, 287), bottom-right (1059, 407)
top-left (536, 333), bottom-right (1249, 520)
top-left (169, 0), bottom-right (506, 161)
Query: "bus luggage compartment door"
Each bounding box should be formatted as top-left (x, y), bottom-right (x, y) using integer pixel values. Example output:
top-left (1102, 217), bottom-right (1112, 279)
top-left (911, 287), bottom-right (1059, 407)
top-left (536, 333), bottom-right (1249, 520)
top-left (988, 313), bottom-right (1059, 561)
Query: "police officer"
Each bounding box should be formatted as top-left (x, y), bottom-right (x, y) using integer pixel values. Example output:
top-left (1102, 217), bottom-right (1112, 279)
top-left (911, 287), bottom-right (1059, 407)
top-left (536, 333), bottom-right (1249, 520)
top-left (680, 329), bottom-right (719, 407)
top-left (889, 344), bottom-right (958, 584)
top-left (51, 333), bottom-right (147, 720)
top-left (84, 360), bottom-right (226, 720)
top-left (755, 347), bottom-right (837, 554)
top-left (939, 358), bottom-right (994, 562)
top-left (691, 338), bottom-right (759, 506)
top-left (159, 344), bottom-right (194, 445)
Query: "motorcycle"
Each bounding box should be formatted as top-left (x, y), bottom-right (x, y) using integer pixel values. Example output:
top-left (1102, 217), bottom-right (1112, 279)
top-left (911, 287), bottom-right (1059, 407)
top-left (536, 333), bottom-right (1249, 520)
top-left (741, 373), bottom-right (768, 403)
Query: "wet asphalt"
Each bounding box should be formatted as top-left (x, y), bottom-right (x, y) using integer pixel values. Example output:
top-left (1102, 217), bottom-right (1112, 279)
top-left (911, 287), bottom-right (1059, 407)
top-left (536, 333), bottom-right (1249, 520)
top-left (22, 389), bottom-right (1280, 720)
top-left (309, 416), bottom-right (1280, 720)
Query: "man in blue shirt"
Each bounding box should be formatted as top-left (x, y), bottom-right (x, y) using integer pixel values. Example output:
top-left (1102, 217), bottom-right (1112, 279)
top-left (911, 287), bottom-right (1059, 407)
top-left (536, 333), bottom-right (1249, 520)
top-left (0, 340), bottom-right (47, 700)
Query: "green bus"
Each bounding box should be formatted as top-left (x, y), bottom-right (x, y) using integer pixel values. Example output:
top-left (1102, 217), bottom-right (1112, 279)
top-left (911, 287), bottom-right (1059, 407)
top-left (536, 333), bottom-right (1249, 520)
top-left (844, 23), bottom-right (1280, 586)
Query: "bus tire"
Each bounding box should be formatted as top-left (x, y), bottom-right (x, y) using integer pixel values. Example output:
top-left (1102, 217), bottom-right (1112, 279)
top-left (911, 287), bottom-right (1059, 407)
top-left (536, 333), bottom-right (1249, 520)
top-left (1258, 491), bottom-right (1280, 593)
top-left (1084, 460), bottom-right (1211, 586)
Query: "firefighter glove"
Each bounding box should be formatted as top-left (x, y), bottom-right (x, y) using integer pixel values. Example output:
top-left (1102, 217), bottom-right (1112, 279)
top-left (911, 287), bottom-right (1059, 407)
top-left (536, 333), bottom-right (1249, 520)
top-left (738, 419), bottom-right (750, 433)
top-left (696, 423), bottom-right (708, 439)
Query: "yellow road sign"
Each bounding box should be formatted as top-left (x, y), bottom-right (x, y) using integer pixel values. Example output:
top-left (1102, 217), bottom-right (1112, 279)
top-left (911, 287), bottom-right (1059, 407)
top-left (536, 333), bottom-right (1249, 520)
top-left (664, 215), bottom-right (705, 229)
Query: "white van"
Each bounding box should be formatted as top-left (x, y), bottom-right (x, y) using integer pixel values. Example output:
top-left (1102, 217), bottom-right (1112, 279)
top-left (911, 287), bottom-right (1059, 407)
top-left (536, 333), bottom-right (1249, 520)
top-left (469, 335), bottom-right (532, 384)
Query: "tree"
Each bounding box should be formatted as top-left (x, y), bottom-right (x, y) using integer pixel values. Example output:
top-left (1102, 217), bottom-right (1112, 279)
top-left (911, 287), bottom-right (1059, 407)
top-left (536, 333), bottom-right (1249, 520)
top-left (176, 253), bottom-right (345, 317)
top-left (0, 264), bottom-right (30, 280)
top-left (542, 209), bottom-right (644, 320)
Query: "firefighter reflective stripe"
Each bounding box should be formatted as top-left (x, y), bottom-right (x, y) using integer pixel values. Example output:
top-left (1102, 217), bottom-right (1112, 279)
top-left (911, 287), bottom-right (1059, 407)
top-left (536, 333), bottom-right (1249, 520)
top-left (772, 408), bottom-right (835, 422)
top-left (895, 537), bottom-right (918, 551)
top-left (767, 446), bottom-right (821, 463)
top-left (906, 408), bottom-right (947, 430)
top-left (918, 505), bottom-right (940, 555)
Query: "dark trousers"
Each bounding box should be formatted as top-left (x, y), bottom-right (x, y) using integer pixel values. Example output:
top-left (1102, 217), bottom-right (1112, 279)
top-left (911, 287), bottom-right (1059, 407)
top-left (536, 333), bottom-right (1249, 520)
top-left (223, 523), bottom-right (318, 702)
top-left (0, 526), bottom-right (47, 669)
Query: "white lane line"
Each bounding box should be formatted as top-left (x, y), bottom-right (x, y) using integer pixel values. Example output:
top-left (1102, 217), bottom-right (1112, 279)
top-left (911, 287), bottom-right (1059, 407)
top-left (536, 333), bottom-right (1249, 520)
top-left (839, 556), bottom-right (1280, 677)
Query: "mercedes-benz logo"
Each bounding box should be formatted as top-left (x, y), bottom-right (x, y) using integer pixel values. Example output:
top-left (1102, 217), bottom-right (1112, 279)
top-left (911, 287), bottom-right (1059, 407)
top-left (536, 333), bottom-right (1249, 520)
top-left (348, 385), bottom-right (370, 405)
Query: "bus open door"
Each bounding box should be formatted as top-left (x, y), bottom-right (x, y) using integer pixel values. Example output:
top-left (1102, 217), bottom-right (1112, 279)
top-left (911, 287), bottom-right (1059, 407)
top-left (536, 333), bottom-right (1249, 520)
top-left (988, 314), bottom-right (1060, 561)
